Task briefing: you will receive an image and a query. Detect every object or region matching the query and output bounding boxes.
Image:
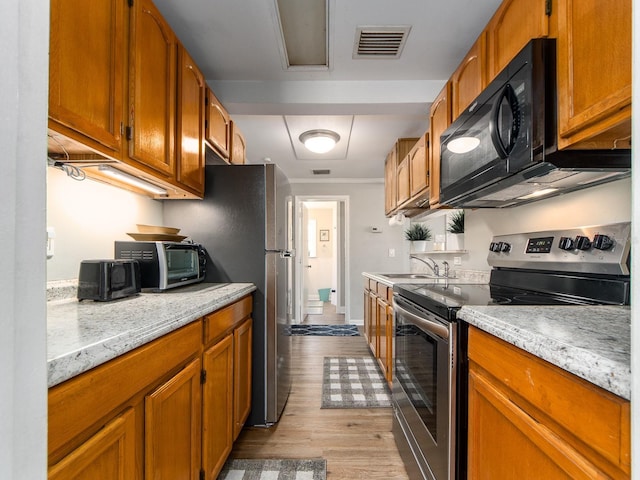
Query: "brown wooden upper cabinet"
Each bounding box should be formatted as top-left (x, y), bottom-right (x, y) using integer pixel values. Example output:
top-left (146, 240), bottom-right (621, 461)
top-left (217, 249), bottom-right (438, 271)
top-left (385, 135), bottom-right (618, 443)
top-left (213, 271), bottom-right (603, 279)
top-left (48, 0), bottom-right (125, 155)
top-left (384, 150), bottom-right (397, 216)
top-left (397, 132), bottom-right (429, 211)
top-left (428, 83), bottom-right (452, 208)
top-left (206, 88), bottom-right (232, 160)
top-left (47, 0), bottom-right (223, 199)
top-left (555, 0), bottom-right (631, 150)
top-left (396, 155), bottom-right (411, 207)
top-left (128, 0), bottom-right (177, 178)
top-left (486, 0), bottom-right (550, 82)
top-left (383, 138), bottom-right (419, 216)
top-left (229, 121), bottom-right (247, 165)
top-left (176, 45), bottom-right (206, 196)
top-left (451, 32), bottom-right (488, 120)
top-left (409, 133), bottom-right (429, 199)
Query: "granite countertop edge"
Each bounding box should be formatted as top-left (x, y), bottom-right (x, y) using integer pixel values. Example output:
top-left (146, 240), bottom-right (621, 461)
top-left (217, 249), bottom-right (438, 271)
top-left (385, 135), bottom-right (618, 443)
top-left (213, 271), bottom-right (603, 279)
top-left (458, 305), bottom-right (631, 400)
top-left (47, 283), bottom-right (256, 388)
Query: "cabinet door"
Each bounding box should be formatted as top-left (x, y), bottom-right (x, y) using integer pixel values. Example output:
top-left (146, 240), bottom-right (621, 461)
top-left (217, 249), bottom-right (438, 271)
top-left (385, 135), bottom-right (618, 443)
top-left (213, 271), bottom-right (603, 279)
top-left (377, 297), bottom-right (393, 383)
top-left (363, 288), bottom-right (371, 342)
top-left (428, 82), bottom-right (451, 207)
top-left (128, 0), bottom-right (176, 177)
top-left (409, 133), bottom-right (428, 198)
top-left (145, 358), bottom-right (201, 480)
top-left (230, 121), bottom-right (247, 165)
top-left (384, 150), bottom-right (397, 215)
top-left (469, 368), bottom-right (607, 479)
top-left (556, 0), bottom-right (631, 149)
top-left (233, 318), bottom-right (253, 439)
top-left (368, 291), bottom-right (378, 356)
top-left (177, 45), bottom-right (205, 196)
top-left (451, 32), bottom-right (487, 120)
top-left (205, 88), bottom-right (231, 159)
top-left (49, 408), bottom-right (136, 480)
top-left (396, 156), bottom-right (411, 207)
top-left (202, 334), bottom-right (234, 480)
top-left (486, 0), bottom-right (549, 81)
top-left (48, 0), bottom-right (124, 153)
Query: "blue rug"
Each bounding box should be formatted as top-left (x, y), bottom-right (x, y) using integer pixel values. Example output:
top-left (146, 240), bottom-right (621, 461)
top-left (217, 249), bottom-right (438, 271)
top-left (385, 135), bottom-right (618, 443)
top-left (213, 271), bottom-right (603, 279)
top-left (289, 324), bottom-right (360, 336)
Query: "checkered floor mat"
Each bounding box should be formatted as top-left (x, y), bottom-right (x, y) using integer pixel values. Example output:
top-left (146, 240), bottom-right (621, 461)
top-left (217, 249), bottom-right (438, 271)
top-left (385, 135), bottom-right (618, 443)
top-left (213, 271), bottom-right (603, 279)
top-left (321, 356), bottom-right (391, 408)
top-left (218, 459), bottom-right (326, 480)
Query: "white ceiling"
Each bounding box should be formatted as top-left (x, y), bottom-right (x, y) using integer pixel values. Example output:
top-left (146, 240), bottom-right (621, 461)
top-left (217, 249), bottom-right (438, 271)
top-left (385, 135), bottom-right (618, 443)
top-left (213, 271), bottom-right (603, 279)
top-left (153, 0), bottom-right (503, 181)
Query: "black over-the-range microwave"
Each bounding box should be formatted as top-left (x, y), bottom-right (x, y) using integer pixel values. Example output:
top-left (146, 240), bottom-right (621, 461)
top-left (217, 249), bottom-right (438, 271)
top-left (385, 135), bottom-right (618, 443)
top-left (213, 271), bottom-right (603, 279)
top-left (439, 38), bottom-right (630, 208)
top-left (115, 241), bottom-right (206, 292)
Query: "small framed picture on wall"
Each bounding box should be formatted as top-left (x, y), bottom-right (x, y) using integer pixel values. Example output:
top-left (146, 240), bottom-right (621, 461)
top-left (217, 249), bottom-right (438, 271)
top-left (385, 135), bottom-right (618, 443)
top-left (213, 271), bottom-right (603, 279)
top-left (319, 229), bottom-right (329, 242)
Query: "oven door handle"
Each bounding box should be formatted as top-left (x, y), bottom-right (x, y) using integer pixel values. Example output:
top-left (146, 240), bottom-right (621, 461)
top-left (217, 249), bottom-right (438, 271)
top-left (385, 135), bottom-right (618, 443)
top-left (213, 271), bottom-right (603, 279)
top-left (393, 300), bottom-right (449, 340)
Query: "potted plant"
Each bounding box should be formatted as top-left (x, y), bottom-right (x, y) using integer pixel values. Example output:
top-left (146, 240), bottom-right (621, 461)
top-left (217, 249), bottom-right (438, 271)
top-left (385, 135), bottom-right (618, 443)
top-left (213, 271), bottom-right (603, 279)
top-left (446, 210), bottom-right (465, 251)
top-left (405, 223), bottom-right (432, 252)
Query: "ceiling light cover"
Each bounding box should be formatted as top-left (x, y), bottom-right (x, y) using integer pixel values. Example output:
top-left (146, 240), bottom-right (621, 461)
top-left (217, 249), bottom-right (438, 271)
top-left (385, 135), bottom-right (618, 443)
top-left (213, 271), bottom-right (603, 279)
top-left (299, 129), bottom-right (340, 154)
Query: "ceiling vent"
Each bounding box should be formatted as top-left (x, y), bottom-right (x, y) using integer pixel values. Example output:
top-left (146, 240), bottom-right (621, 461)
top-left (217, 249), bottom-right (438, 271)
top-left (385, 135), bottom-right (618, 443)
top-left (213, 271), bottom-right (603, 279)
top-left (312, 169), bottom-right (331, 175)
top-left (353, 26), bottom-right (411, 59)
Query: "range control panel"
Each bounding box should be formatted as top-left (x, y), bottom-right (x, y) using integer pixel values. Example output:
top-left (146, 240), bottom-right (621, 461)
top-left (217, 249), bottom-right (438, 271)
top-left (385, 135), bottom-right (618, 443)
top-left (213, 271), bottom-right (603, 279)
top-left (487, 222), bottom-right (631, 275)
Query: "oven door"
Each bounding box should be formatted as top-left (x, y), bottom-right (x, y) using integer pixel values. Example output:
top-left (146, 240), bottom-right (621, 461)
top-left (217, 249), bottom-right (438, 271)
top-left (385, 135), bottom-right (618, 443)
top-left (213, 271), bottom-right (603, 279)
top-left (393, 295), bottom-right (456, 480)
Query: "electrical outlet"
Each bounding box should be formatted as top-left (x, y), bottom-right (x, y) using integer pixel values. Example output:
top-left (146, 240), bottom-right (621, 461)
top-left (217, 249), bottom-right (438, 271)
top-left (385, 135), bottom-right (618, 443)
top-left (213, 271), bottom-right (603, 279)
top-left (388, 248), bottom-right (396, 257)
top-left (454, 256), bottom-right (462, 266)
top-left (47, 226), bottom-right (56, 259)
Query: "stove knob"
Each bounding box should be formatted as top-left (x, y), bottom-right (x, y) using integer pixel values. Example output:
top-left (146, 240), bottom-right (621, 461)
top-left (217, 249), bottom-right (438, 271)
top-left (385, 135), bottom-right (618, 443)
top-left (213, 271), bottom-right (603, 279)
top-left (489, 242), bottom-right (501, 252)
top-left (593, 234), bottom-right (614, 250)
top-left (499, 242), bottom-right (511, 253)
top-left (558, 236), bottom-right (575, 250)
top-left (575, 235), bottom-right (592, 251)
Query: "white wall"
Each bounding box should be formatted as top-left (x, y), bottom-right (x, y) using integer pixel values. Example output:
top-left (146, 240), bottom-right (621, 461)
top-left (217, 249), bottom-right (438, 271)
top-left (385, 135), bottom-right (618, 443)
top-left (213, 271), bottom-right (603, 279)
top-left (416, 178), bottom-right (632, 272)
top-left (291, 182), bottom-right (408, 321)
top-left (1, 0), bottom-right (49, 477)
top-left (47, 167), bottom-right (164, 281)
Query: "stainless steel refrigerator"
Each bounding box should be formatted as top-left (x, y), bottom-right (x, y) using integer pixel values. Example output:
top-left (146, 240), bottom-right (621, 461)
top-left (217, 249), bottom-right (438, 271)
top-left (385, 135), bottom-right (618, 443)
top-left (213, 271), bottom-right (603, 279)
top-left (164, 163), bottom-right (294, 426)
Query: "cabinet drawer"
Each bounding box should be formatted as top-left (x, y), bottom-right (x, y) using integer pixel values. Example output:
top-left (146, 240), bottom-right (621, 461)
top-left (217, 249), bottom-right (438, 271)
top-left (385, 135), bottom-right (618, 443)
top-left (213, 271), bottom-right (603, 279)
top-left (369, 279), bottom-right (377, 291)
top-left (376, 283), bottom-right (388, 298)
top-left (203, 295), bottom-right (253, 345)
top-left (468, 327), bottom-right (630, 473)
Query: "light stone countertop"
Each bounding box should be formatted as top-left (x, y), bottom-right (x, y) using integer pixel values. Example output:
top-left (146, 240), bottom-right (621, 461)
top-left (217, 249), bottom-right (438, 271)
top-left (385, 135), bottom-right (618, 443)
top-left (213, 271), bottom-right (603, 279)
top-left (457, 305), bottom-right (631, 400)
top-left (47, 282), bottom-right (256, 388)
top-left (363, 270), bottom-right (490, 287)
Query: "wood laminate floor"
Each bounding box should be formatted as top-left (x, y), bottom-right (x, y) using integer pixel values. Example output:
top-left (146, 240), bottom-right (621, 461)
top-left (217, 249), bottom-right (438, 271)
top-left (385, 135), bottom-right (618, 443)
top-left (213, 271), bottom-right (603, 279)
top-left (229, 303), bottom-right (410, 479)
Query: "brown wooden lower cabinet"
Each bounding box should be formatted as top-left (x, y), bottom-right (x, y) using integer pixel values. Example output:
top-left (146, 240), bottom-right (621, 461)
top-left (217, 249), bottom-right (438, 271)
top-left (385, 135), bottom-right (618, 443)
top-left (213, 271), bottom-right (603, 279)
top-left (363, 278), bottom-right (393, 385)
top-left (48, 294), bottom-right (253, 480)
top-left (202, 334), bottom-right (234, 479)
top-left (48, 408), bottom-right (136, 480)
top-left (468, 326), bottom-right (630, 479)
top-left (145, 358), bottom-right (202, 480)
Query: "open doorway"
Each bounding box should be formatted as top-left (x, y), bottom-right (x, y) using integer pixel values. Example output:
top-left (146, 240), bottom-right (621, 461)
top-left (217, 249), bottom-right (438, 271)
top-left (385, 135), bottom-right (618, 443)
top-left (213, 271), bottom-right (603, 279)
top-left (294, 196), bottom-right (349, 325)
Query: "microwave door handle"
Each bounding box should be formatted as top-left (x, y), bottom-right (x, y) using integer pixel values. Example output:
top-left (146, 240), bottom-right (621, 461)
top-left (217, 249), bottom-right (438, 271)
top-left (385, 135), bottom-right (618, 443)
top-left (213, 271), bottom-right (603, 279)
top-left (393, 300), bottom-right (449, 340)
top-left (489, 83), bottom-right (520, 159)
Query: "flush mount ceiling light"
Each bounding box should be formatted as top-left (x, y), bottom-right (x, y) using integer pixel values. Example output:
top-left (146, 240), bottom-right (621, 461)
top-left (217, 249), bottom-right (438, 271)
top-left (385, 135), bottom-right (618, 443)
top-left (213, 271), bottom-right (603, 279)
top-left (299, 129), bottom-right (340, 154)
top-left (447, 137), bottom-right (481, 154)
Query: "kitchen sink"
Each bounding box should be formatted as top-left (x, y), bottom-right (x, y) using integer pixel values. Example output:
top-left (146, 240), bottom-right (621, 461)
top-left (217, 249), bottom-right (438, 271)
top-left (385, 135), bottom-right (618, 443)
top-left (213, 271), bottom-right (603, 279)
top-left (377, 273), bottom-right (439, 279)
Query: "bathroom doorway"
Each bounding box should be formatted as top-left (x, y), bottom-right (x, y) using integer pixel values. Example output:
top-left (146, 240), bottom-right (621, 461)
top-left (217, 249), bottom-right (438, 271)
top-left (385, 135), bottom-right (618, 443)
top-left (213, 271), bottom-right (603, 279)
top-left (294, 196), bottom-right (349, 325)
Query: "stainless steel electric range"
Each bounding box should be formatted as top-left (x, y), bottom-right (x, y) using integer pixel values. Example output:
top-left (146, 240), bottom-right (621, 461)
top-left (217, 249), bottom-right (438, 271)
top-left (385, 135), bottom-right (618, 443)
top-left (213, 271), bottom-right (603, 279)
top-left (391, 222), bottom-right (631, 480)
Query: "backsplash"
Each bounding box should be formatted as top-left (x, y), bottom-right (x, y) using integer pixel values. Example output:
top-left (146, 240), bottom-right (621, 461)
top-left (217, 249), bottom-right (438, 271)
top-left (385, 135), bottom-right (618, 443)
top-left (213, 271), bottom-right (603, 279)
top-left (47, 166), bottom-right (164, 281)
top-left (414, 177), bottom-right (632, 272)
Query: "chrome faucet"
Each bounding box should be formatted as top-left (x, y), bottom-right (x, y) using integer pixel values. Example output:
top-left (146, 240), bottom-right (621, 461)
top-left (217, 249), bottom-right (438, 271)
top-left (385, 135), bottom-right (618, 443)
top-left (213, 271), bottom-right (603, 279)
top-left (410, 255), bottom-right (440, 277)
top-left (442, 260), bottom-right (450, 278)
